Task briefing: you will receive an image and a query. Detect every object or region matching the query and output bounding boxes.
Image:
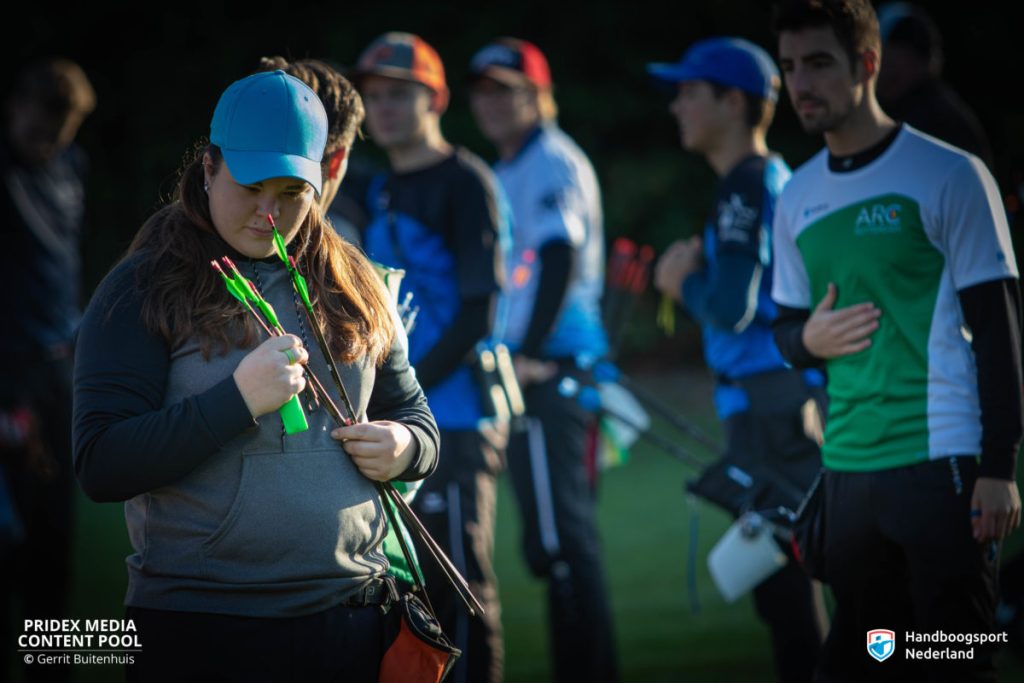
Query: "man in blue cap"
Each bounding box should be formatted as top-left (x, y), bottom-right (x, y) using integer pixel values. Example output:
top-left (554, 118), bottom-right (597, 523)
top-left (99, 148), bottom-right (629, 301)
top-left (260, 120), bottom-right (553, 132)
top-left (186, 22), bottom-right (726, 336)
top-left (650, 37), bottom-right (827, 683)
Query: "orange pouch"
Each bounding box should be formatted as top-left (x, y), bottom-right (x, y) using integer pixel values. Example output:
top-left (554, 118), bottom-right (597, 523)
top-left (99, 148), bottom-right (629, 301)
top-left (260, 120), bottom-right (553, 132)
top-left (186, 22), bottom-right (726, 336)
top-left (379, 592), bottom-right (460, 683)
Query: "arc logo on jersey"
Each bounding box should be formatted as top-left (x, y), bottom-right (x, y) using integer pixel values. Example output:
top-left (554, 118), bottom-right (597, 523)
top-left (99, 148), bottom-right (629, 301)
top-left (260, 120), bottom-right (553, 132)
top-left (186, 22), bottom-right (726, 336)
top-left (867, 629), bottom-right (896, 662)
top-left (854, 204), bottom-right (902, 235)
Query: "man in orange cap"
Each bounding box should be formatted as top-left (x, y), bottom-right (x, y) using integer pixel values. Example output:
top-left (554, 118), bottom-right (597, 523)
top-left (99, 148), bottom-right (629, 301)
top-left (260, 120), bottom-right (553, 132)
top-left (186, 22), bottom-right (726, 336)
top-left (351, 32), bottom-right (508, 683)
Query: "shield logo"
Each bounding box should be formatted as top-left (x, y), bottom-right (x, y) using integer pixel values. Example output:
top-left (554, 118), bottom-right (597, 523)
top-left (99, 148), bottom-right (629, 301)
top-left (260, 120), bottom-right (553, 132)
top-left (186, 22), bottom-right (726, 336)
top-left (867, 629), bottom-right (896, 662)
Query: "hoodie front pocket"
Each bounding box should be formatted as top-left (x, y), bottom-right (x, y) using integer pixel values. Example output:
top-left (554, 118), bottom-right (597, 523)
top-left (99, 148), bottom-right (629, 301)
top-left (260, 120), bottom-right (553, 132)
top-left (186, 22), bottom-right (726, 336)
top-left (200, 449), bottom-right (385, 584)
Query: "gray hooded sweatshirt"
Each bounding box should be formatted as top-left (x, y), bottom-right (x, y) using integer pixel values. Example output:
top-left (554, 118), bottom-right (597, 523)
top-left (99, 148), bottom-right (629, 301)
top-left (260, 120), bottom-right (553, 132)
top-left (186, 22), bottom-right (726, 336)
top-left (73, 244), bottom-right (439, 617)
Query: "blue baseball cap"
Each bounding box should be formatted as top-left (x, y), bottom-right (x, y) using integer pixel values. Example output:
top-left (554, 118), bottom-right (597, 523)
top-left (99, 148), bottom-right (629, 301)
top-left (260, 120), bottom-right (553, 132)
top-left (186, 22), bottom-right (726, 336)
top-left (647, 37), bottom-right (780, 102)
top-left (210, 70), bottom-right (328, 195)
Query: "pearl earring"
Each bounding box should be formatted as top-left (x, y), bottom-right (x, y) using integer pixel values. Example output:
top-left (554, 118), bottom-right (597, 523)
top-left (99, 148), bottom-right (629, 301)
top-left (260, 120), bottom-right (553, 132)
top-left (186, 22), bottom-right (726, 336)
top-left (204, 181), bottom-right (210, 193)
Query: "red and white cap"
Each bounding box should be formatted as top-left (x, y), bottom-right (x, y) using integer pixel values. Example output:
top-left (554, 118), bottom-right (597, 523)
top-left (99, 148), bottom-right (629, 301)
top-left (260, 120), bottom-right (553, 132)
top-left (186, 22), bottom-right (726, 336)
top-left (468, 37), bottom-right (552, 89)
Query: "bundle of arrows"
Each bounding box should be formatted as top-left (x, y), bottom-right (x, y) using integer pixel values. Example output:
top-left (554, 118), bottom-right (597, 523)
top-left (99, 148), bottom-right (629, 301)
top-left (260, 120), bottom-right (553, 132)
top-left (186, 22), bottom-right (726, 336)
top-left (207, 215), bottom-right (484, 617)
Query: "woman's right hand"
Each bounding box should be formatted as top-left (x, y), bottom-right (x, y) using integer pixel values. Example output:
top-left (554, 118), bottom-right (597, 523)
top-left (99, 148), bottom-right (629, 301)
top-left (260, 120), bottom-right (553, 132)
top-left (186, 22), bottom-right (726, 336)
top-left (233, 335), bottom-right (309, 419)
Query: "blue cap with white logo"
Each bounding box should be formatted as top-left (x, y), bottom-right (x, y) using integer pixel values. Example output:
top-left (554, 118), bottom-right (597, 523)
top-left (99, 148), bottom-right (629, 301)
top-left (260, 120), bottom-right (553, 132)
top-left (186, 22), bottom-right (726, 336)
top-left (647, 37), bottom-right (780, 102)
top-left (210, 70), bottom-right (328, 195)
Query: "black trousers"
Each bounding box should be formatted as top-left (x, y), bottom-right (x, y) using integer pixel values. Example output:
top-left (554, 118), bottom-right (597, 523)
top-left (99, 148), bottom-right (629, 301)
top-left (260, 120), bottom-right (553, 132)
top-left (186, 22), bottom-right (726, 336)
top-left (818, 457), bottom-right (999, 683)
top-left (125, 602), bottom-right (395, 683)
top-left (1, 355), bottom-right (75, 683)
top-left (411, 429), bottom-right (503, 683)
top-left (506, 366), bottom-right (619, 683)
top-left (722, 370), bottom-right (827, 683)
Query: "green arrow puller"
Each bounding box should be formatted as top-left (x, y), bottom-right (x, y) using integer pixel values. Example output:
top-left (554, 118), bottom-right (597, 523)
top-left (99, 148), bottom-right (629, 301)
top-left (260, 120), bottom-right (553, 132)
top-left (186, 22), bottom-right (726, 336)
top-left (211, 258), bottom-right (308, 435)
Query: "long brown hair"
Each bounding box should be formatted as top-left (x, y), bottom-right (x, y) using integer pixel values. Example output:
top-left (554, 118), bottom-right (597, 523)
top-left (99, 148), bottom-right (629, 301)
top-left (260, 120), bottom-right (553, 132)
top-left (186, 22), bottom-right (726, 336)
top-left (125, 144), bottom-right (395, 365)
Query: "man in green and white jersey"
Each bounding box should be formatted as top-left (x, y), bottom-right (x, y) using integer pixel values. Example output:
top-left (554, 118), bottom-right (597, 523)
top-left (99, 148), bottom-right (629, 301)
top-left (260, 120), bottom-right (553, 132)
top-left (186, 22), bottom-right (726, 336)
top-left (771, 1), bottom-right (1022, 680)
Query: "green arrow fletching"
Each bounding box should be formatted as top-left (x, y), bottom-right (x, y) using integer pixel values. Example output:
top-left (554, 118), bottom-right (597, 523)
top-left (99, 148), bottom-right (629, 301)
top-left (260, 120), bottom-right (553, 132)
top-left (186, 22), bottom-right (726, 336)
top-left (272, 227), bottom-right (288, 264)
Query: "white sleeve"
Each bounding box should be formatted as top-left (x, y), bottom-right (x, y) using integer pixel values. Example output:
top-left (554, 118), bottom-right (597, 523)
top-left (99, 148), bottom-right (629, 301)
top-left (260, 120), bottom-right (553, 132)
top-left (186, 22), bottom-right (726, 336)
top-left (771, 192), bottom-right (811, 308)
top-left (934, 155), bottom-right (1018, 289)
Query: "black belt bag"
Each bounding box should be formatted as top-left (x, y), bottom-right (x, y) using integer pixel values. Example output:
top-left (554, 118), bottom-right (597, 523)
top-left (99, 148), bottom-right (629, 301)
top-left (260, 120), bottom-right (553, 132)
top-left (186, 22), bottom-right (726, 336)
top-left (687, 369), bottom-right (824, 522)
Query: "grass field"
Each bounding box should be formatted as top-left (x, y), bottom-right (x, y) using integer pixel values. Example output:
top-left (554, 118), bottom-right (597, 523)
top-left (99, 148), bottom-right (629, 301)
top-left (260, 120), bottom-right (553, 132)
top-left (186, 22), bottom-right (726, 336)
top-left (9, 367), bottom-right (1024, 682)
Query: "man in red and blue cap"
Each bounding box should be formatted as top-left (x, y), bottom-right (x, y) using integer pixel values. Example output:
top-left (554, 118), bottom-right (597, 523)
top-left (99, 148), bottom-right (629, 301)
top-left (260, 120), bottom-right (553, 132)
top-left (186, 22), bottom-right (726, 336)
top-left (650, 37), bottom-right (827, 683)
top-left (468, 37), bottom-right (618, 683)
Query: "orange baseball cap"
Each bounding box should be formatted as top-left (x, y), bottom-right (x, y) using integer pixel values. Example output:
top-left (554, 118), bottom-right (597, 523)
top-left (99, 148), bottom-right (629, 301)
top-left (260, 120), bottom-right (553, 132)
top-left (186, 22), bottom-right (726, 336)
top-left (350, 32), bottom-right (449, 110)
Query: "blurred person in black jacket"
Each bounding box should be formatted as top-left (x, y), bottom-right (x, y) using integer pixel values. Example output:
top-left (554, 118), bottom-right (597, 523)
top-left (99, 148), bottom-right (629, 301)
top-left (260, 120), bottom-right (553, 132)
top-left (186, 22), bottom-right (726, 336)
top-left (876, 2), bottom-right (994, 169)
top-left (0, 57), bottom-right (95, 683)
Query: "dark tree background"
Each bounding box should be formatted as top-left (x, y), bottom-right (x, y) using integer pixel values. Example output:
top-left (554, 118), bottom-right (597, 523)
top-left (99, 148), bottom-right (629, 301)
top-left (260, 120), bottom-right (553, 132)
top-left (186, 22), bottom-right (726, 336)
top-left (9, 0), bottom-right (1024, 359)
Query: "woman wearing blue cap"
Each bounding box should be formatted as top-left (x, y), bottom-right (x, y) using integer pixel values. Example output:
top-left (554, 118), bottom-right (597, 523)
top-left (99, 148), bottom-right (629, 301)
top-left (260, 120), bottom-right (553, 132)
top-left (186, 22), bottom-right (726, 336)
top-left (72, 70), bottom-right (439, 681)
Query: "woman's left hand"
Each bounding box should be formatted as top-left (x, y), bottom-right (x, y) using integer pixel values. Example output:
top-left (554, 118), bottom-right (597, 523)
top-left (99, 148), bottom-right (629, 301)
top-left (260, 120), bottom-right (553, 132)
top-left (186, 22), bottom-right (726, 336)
top-left (331, 421), bottom-right (416, 482)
